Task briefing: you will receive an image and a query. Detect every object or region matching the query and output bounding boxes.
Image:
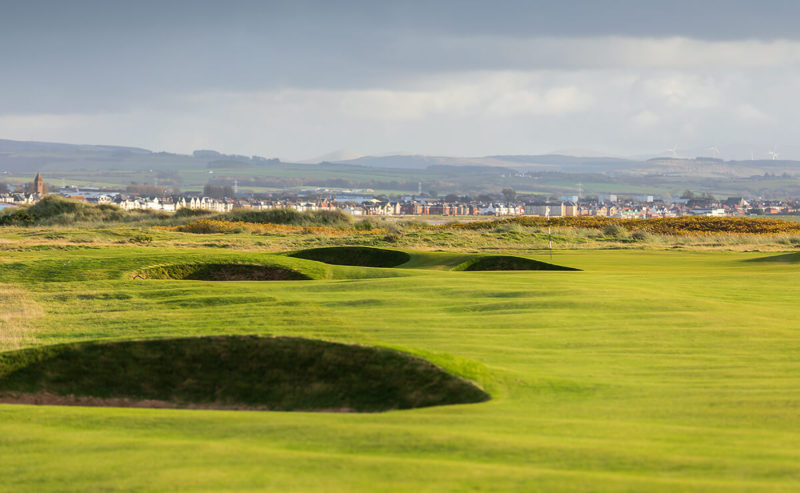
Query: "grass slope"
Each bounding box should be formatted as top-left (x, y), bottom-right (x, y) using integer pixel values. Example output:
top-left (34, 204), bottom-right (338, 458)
top-left (746, 251), bottom-right (800, 263)
top-left (0, 336), bottom-right (488, 412)
top-left (0, 243), bottom-right (799, 491)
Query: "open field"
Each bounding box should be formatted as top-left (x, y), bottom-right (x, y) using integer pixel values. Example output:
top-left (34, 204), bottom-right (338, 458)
top-left (0, 226), bottom-right (799, 491)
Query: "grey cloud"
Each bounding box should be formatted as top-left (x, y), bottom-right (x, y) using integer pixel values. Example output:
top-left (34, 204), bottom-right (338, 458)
top-left (3, 1), bottom-right (800, 158)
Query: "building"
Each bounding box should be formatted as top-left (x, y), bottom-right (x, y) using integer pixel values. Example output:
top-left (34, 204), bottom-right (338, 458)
top-left (33, 173), bottom-right (45, 195)
top-left (525, 202), bottom-right (566, 217)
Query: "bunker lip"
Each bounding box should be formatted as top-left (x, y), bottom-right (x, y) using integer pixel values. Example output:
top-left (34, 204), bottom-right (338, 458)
top-left (0, 336), bottom-right (489, 412)
top-left (455, 255), bottom-right (580, 271)
top-left (288, 246), bottom-right (411, 268)
top-left (132, 263), bottom-right (312, 281)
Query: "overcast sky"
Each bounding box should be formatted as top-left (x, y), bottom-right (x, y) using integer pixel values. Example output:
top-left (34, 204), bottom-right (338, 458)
top-left (3, 0), bottom-right (800, 160)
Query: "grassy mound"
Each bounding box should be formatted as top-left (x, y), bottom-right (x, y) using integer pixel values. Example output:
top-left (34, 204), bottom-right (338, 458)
top-left (0, 336), bottom-right (489, 412)
top-left (0, 195), bottom-right (164, 226)
top-left (220, 208), bottom-right (352, 227)
top-left (454, 255), bottom-right (580, 271)
top-left (134, 263), bottom-right (312, 281)
top-left (288, 246), bottom-right (411, 267)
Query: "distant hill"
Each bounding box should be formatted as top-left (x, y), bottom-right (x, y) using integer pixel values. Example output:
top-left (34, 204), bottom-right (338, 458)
top-left (335, 153), bottom-right (640, 173)
top-left (2, 138), bottom-right (800, 198)
top-left (0, 139), bottom-right (151, 155)
top-left (302, 150), bottom-right (364, 164)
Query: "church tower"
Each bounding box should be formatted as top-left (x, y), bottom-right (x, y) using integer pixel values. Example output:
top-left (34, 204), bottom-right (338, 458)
top-left (33, 173), bottom-right (44, 195)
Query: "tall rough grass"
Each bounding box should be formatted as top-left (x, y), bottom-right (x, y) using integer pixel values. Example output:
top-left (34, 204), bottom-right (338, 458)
top-left (156, 219), bottom-right (387, 237)
top-left (455, 216), bottom-right (800, 235)
top-left (221, 209), bottom-right (352, 227)
top-left (0, 196), bottom-right (166, 226)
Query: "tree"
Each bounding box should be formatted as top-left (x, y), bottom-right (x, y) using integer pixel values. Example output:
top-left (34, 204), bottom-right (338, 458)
top-left (502, 188), bottom-right (517, 202)
top-left (444, 193), bottom-right (459, 203)
top-left (203, 183), bottom-right (234, 199)
top-left (127, 183), bottom-right (170, 196)
top-left (0, 182), bottom-right (8, 194)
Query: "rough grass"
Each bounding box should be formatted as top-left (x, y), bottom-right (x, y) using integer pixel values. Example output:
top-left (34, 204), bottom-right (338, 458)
top-left (0, 336), bottom-right (489, 412)
top-left (453, 255), bottom-right (580, 271)
top-left (220, 208), bottom-right (352, 227)
top-left (0, 285), bottom-right (42, 351)
top-left (288, 246), bottom-right (411, 267)
top-left (455, 215), bottom-right (800, 235)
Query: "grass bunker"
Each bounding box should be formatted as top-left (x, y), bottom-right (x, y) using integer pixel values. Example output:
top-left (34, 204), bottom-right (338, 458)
top-left (455, 255), bottom-right (580, 271)
top-left (288, 246), bottom-right (411, 268)
top-left (0, 336), bottom-right (489, 412)
top-left (133, 263), bottom-right (312, 281)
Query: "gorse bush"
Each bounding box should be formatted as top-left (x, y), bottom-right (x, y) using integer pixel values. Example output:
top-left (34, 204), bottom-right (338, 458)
top-left (453, 216), bottom-right (800, 235)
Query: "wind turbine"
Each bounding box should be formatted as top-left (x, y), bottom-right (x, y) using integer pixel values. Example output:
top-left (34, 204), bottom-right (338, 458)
top-left (665, 144), bottom-right (679, 158)
top-left (706, 146), bottom-right (720, 158)
top-left (768, 148), bottom-right (779, 160)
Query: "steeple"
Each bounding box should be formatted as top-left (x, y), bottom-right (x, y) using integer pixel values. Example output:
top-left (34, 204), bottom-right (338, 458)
top-left (33, 173), bottom-right (44, 195)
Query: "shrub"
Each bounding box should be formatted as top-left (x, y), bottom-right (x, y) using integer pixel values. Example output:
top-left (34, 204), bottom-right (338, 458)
top-left (354, 217), bottom-right (384, 231)
top-left (494, 222), bottom-right (524, 234)
top-left (452, 216), bottom-right (800, 236)
top-left (603, 223), bottom-right (628, 238)
top-left (222, 209), bottom-right (352, 227)
top-left (630, 230), bottom-right (653, 242)
top-left (174, 208), bottom-right (215, 218)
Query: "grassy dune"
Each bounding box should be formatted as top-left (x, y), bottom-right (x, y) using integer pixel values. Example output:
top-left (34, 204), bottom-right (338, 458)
top-left (0, 239), bottom-right (799, 491)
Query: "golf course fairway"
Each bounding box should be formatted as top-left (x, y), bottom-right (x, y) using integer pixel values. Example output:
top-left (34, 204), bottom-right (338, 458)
top-left (0, 246), bottom-right (798, 491)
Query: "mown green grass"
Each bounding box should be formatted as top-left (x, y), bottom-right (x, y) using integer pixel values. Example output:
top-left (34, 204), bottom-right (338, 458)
top-left (0, 243), bottom-right (799, 491)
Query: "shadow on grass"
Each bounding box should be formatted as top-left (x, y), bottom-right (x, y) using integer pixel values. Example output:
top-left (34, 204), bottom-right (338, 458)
top-left (0, 336), bottom-right (490, 412)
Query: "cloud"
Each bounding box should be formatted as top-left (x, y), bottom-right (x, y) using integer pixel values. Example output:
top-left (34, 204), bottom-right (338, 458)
top-left (1, 65), bottom-right (795, 161)
top-left (734, 104), bottom-right (772, 123)
top-left (4, 5), bottom-right (800, 161)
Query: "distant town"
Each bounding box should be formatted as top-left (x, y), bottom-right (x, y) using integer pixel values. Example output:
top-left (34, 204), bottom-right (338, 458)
top-left (1, 173), bottom-right (798, 218)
